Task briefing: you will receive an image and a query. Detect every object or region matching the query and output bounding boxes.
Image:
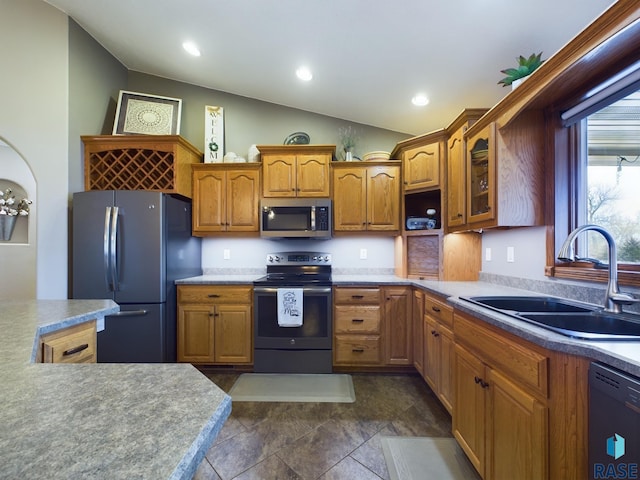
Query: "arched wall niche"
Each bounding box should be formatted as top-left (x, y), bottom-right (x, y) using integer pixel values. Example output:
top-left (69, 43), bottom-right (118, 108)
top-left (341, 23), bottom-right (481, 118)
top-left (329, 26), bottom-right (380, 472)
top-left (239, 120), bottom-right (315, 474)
top-left (0, 137), bottom-right (37, 299)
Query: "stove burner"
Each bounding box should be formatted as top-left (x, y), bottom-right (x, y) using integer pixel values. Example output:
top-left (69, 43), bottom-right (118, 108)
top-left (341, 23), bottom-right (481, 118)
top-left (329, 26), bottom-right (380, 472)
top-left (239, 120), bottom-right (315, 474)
top-left (254, 251), bottom-right (332, 286)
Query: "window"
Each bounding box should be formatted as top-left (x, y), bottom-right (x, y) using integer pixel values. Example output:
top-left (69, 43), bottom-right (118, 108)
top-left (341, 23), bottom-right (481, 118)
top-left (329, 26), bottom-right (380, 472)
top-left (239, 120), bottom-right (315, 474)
top-left (552, 80), bottom-right (640, 286)
top-left (583, 90), bottom-right (640, 264)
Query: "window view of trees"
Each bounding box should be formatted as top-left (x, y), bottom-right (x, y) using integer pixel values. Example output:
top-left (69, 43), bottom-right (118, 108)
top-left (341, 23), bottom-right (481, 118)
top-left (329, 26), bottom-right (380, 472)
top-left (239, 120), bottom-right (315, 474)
top-left (585, 90), bottom-right (640, 264)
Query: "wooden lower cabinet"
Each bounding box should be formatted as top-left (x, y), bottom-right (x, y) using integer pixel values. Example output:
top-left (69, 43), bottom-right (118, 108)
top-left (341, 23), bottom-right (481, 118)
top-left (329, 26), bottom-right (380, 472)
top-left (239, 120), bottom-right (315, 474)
top-left (38, 320), bottom-right (97, 363)
top-left (454, 342), bottom-right (548, 479)
top-left (412, 289), bottom-right (424, 375)
top-left (452, 310), bottom-right (589, 480)
top-left (383, 286), bottom-right (412, 365)
top-left (333, 287), bottom-right (383, 366)
top-left (422, 293), bottom-right (455, 413)
top-left (177, 285), bottom-right (252, 365)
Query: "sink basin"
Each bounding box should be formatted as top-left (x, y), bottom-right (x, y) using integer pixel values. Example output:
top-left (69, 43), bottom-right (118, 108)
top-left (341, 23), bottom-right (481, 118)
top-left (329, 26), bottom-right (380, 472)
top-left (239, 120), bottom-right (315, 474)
top-left (518, 312), bottom-right (640, 340)
top-left (463, 296), bottom-right (593, 314)
top-left (460, 295), bottom-right (640, 340)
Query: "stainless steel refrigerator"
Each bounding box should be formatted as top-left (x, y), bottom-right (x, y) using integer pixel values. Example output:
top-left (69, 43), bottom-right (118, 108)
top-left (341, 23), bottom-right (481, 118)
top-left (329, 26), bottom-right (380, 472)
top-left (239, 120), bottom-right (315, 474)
top-left (71, 190), bottom-right (201, 362)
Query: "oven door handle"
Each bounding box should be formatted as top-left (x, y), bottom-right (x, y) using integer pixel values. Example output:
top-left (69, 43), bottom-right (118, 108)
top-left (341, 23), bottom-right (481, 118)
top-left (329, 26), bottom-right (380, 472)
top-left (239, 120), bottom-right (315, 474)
top-left (253, 286), bottom-right (332, 294)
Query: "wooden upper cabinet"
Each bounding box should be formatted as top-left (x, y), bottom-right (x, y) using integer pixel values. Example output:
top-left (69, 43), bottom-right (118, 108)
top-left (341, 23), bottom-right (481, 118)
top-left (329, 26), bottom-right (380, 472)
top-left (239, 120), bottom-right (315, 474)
top-left (445, 109), bottom-right (489, 230)
top-left (258, 145), bottom-right (333, 197)
top-left (332, 162), bottom-right (400, 233)
top-left (403, 142), bottom-right (440, 191)
top-left (192, 164), bottom-right (259, 235)
top-left (332, 166), bottom-right (367, 231)
top-left (466, 124), bottom-right (496, 226)
top-left (367, 165), bottom-right (400, 231)
top-left (461, 111), bottom-right (545, 230)
top-left (447, 128), bottom-right (466, 228)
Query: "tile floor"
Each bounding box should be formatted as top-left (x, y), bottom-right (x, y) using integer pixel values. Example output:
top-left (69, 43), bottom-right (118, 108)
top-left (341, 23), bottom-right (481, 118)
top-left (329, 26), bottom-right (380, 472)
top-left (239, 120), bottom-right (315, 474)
top-left (193, 372), bottom-right (453, 480)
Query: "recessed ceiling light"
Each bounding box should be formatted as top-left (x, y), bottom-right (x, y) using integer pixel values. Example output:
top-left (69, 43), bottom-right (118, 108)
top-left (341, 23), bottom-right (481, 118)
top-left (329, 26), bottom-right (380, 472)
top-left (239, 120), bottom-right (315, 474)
top-left (411, 94), bottom-right (429, 106)
top-left (182, 41), bottom-right (201, 57)
top-left (296, 67), bottom-right (313, 81)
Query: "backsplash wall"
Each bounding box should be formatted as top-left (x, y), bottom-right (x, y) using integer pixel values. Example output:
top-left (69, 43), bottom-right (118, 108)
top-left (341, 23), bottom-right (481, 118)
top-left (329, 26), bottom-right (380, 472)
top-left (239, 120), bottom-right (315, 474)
top-left (201, 237), bottom-right (396, 274)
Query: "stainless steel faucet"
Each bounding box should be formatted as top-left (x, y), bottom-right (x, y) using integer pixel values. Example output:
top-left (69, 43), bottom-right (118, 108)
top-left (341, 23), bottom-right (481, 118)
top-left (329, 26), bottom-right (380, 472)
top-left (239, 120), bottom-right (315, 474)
top-left (558, 224), bottom-right (639, 313)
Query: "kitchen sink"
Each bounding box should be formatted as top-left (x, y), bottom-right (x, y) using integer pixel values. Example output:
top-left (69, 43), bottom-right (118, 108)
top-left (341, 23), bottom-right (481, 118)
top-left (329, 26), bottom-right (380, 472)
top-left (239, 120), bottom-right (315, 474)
top-left (463, 296), bottom-right (593, 314)
top-left (460, 295), bottom-right (640, 340)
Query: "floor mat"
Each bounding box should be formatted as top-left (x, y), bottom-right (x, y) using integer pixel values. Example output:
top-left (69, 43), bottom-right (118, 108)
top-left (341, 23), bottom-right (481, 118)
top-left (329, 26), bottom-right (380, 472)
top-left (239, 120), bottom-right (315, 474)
top-left (228, 373), bottom-right (355, 403)
top-left (381, 437), bottom-right (480, 480)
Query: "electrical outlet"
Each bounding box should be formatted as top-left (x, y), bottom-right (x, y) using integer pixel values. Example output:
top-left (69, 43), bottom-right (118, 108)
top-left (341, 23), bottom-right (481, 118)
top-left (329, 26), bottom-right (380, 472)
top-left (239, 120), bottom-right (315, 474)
top-left (223, 249), bottom-right (231, 260)
top-left (360, 248), bottom-right (368, 259)
top-left (507, 246), bottom-right (515, 263)
top-left (485, 247), bottom-right (492, 261)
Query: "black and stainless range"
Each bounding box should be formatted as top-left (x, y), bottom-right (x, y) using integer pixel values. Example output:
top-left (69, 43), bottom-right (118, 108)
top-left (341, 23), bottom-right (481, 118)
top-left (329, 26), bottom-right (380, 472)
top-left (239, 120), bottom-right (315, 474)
top-left (253, 251), bottom-right (332, 373)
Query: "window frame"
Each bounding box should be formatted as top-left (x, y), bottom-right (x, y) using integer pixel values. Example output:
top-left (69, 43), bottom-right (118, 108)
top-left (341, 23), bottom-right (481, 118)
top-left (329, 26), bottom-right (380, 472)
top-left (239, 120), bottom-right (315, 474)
top-left (547, 89), bottom-right (640, 288)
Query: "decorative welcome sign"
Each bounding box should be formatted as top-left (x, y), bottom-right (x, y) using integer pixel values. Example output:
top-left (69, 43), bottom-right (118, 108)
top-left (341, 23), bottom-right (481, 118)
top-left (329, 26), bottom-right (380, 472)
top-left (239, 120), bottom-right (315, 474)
top-left (204, 106), bottom-right (224, 163)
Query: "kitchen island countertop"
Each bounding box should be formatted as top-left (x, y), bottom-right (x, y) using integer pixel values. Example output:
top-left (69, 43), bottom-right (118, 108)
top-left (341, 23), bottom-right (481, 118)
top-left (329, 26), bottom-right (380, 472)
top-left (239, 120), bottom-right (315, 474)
top-left (178, 273), bottom-right (640, 377)
top-left (0, 299), bottom-right (231, 479)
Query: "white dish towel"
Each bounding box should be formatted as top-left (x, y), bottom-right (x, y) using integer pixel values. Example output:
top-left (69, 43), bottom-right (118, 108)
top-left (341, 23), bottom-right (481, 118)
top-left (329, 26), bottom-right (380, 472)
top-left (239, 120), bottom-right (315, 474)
top-left (277, 288), bottom-right (303, 327)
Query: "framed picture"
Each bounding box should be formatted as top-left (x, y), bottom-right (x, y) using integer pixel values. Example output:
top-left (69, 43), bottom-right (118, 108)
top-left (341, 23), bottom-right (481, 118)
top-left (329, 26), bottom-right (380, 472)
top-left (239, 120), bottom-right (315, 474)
top-left (112, 90), bottom-right (182, 135)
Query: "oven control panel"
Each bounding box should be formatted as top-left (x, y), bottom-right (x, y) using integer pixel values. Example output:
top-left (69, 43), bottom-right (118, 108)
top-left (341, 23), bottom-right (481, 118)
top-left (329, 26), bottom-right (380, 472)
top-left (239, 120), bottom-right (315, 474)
top-left (266, 251), bottom-right (332, 266)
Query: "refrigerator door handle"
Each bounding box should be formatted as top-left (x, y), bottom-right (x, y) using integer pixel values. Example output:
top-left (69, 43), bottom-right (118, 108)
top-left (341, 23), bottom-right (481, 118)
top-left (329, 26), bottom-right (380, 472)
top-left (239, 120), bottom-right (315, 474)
top-left (110, 206), bottom-right (119, 291)
top-left (109, 309), bottom-right (149, 317)
top-left (103, 207), bottom-right (112, 291)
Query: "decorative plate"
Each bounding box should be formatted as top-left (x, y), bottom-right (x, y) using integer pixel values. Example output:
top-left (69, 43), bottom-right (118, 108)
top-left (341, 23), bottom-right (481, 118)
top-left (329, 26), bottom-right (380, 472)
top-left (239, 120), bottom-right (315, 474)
top-left (284, 132), bottom-right (310, 145)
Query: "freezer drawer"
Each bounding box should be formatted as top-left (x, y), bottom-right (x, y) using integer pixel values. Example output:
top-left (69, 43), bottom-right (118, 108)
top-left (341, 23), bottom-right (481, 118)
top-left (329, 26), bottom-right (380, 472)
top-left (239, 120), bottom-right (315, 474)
top-left (97, 304), bottom-right (166, 363)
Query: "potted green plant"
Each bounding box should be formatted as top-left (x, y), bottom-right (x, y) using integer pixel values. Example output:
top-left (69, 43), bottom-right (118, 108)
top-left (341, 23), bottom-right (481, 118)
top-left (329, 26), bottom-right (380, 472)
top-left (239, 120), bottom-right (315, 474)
top-left (498, 52), bottom-right (544, 88)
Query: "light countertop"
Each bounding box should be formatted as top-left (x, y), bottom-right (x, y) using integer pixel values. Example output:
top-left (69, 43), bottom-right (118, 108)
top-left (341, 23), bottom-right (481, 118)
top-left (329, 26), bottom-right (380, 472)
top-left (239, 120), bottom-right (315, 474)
top-left (177, 274), bottom-right (640, 378)
top-left (0, 300), bottom-right (231, 479)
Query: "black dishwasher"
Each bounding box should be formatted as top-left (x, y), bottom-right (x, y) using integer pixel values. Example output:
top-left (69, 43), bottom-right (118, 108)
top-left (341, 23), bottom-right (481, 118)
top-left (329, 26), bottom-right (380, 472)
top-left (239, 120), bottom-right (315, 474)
top-left (589, 362), bottom-right (640, 480)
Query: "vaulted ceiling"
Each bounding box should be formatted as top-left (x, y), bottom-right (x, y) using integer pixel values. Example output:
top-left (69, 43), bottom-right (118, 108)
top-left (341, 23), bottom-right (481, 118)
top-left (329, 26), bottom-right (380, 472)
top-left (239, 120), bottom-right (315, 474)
top-left (44, 0), bottom-right (615, 135)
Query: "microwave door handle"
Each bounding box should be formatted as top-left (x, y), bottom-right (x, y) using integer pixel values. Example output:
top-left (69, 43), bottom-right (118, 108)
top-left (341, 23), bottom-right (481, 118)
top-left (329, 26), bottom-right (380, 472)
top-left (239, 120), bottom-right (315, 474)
top-left (310, 206), bottom-right (316, 231)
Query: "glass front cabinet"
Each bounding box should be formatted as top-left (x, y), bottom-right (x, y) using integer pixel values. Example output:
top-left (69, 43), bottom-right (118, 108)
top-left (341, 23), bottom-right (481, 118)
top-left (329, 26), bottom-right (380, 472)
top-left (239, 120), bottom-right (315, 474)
top-left (466, 124), bottom-right (495, 225)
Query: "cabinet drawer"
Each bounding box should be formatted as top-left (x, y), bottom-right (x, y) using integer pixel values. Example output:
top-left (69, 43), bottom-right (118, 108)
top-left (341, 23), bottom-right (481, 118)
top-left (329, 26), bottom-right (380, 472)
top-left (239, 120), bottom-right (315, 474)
top-left (177, 285), bottom-right (252, 304)
top-left (425, 294), bottom-right (453, 328)
top-left (40, 321), bottom-right (97, 363)
top-left (334, 335), bottom-right (382, 365)
top-left (335, 306), bottom-right (381, 334)
top-left (454, 313), bottom-right (549, 397)
top-left (334, 287), bottom-right (381, 305)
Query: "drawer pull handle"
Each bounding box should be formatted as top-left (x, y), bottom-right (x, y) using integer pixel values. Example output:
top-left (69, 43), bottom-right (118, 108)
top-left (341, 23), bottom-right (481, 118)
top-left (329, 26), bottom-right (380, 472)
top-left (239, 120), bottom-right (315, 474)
top-left (474, 376), bottom-right (490, 388)
top-left (431, 306), bottom-right (441, 313)
top-left (352, 318), bottom-right (364, 323)
top-left (208, 294), bottom-right (220, 298)
top-left (431, 330), bottom-right (439, 337)
top-left (352, 348), bottom-right (365, 353)
top-left (351, 295), bottom-right (364, 299)
top-left (63, 344), bottom-right (89, 356)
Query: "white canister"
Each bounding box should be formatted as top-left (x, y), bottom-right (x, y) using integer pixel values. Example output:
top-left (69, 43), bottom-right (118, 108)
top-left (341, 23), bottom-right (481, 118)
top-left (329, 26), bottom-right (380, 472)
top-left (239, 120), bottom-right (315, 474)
top-left (223, 152), bottom-right (237, 163)
top-left (248, 144), bottom-right (260, 163)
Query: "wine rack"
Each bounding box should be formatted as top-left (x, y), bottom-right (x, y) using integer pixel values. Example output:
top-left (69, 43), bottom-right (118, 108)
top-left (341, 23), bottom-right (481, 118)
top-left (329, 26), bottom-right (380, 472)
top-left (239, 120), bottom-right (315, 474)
top-left (81, 135), bottom-right (202, 198)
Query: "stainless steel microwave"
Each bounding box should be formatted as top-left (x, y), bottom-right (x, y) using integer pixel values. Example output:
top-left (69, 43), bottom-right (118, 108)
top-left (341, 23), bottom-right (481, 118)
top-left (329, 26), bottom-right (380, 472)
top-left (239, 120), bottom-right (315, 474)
top-left (260, 198), bottom-right (332, 238)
